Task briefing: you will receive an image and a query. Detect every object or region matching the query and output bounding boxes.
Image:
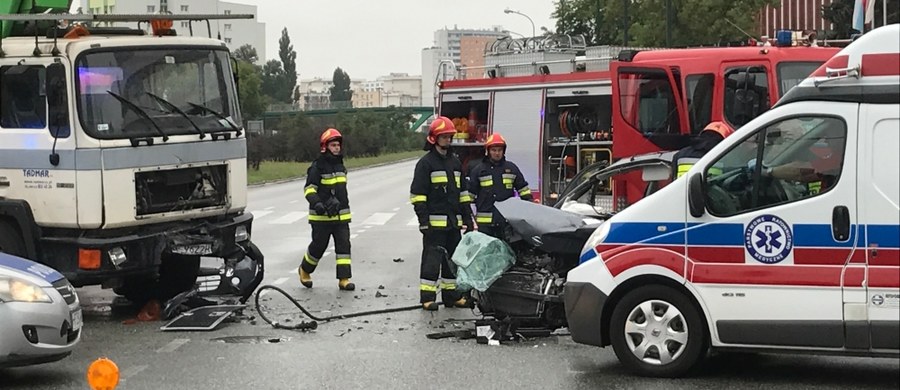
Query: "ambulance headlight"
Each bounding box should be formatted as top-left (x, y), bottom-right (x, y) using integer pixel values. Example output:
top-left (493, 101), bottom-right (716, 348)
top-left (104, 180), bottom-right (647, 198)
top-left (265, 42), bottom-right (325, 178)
top-left (235, 225), bottom-right (250, 242)
top-left (582, 221), bottom-right (612, 258)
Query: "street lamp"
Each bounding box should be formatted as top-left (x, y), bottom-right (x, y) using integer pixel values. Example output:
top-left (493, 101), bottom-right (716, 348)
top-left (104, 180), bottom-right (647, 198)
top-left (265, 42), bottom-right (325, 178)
top-left (503, 8), bottom-right (535, 39)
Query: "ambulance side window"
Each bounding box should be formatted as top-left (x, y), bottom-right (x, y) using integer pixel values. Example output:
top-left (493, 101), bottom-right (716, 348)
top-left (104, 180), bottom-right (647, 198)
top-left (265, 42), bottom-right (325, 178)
top-left (0, 65), bottom-right (47, 129)
top-left (703, 116), bottom-right (847, 217)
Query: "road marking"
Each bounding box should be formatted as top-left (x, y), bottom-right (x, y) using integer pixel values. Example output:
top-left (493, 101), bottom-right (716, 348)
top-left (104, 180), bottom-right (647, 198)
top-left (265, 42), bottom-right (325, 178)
top-left (392, 207), bottom-right (400, 211)
top-left (273, 277), bottom-right (289, 285)
top-left (265, 206), bottom-right (275, 210)
top-left (121, 364), bottom-right (148, 380)
top-left (361, 212), bottom-right (395, 226)
top-left (271, 211), bottom-right (308, 224)
top-left (350, 234), bottom-right (359, 239)
top-left (407, 217), bottom-right (419, 226)
top-left (290, 200), bottom-right (299, 204)
top-left (157, 338), bottom-right (190, 353)
top-left (324, 251), bottom-right (332, 257)
top-left (251, 210), bottom-right (273, 219)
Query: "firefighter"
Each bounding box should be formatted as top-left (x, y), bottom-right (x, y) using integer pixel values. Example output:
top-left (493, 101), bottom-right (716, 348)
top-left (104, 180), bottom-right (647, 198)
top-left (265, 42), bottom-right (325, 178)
top-left (410, 116), bottom-right (475, 311)
top-left (468, 133), bottom-right (532, 238)
top-left (672, 121), bottom-right (735, 179)
top-left (299, 128), bottom-right (355, 291)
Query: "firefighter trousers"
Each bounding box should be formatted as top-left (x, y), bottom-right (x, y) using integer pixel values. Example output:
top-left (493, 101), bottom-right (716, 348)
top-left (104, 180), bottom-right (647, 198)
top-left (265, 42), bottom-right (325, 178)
top-left (419, 229), bottom-right (463, 304)
top-left (301, 223), bottom-right (352, 279)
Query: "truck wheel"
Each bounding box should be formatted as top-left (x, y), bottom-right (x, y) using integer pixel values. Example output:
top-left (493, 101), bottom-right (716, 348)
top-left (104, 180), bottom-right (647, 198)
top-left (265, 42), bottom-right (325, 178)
top-left (0, 221), bottom-right (27, 258)
top-left (609, 285), bottom-right (708, 378)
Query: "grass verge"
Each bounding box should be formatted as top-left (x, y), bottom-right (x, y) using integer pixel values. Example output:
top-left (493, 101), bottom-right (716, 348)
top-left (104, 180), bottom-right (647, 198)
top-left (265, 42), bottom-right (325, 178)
top-left (248, 150), bottom-right (423, 185)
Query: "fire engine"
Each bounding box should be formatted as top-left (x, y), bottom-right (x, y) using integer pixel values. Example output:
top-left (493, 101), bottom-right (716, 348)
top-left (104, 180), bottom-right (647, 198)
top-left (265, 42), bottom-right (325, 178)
top-left (0, 3), bottom-right (263, 304)
top-left (435, 33), bottom-right (841, 212)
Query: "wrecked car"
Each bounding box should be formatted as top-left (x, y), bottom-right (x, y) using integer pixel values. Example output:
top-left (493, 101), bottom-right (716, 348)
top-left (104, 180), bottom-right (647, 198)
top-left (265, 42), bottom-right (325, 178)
top-left (467, 152), bottom-right (674, 335)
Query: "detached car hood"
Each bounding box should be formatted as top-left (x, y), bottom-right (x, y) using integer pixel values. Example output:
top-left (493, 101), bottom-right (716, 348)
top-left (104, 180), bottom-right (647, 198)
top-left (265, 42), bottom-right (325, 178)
top-left (0, 253), bottom-right (64, 286)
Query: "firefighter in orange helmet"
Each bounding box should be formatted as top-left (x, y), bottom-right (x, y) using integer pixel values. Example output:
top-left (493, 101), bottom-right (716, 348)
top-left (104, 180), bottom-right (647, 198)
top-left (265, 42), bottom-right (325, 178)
top-left (409, 116), bottom-right (475, 310)
top-left (672, 121), bottom-right (735, 179)
top-left (468, 133), bottom-right (532, 239)
top-left (299, 128), bottom-right (355, 291)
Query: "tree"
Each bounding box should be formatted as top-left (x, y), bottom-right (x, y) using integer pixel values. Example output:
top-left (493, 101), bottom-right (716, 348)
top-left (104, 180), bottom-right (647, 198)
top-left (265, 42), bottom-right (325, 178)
top-left (260, 59), bottom-right (286, 103)
top-left (278, 28), bottom-right (299, 104)
top-left (233, 44), bottom-right (259, 64)
top-left (236, 61), bottom-right (265, 121)
top-left (553, 0), bottom-right (777, 47)
top-left (329, 67), bottom-right (353, 106)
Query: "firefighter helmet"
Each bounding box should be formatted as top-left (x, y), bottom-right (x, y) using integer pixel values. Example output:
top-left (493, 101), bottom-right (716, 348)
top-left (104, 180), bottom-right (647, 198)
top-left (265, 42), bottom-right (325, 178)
top-left (320, 128), bottom-right (343, 153)
top-left (701, 121), bottom-right (734, 139)
top-left (484, 133), bottom-right (507, 150)
top-left (427, 116), bottom-right (457, 144)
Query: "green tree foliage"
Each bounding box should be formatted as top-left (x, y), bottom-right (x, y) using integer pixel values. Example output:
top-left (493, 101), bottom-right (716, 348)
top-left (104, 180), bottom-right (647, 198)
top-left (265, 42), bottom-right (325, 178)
top-left (278, 28), bottom-right (299, 103)
top-left (236, 60), bottom-right (264, 121)
top-left (553, 0), bottom-right (777, 47)
top-left (260, 59), bottom-right (286, 103)
top-left (233, 44), bottom-right (259, 64)
top-left (330, 67), bottom-right (353, 104)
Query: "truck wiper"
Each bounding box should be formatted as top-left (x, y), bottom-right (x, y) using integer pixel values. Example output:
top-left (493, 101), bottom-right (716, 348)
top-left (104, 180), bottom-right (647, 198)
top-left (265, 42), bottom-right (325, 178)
top-left (106, 91), bottom-right (169, 142)
top-left (187, 102), bottom-right (242, 137)
top-left (146, 93), bottom-right (206, 140)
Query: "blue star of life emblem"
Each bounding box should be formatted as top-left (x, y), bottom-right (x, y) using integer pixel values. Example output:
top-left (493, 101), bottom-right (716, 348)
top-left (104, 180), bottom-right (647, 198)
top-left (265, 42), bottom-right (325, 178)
top-left (744, 214), bottom-right (793, 264)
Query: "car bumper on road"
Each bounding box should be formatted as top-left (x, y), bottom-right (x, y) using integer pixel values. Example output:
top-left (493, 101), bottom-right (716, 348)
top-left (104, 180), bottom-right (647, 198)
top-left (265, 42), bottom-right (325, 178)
top-left (0, 285), bottom-right (81, 368)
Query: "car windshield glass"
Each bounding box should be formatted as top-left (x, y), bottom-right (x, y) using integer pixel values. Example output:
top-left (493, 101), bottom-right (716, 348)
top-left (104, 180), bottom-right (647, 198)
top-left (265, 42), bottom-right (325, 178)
top-left (76, 48), bottom-right (240, 139)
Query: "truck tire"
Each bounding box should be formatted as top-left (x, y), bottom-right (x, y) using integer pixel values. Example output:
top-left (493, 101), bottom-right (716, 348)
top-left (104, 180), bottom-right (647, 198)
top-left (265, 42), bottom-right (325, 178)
top-left (609, 285), bottom-right (708, 378)
top-left (0, 221), bottom-right (27, 258)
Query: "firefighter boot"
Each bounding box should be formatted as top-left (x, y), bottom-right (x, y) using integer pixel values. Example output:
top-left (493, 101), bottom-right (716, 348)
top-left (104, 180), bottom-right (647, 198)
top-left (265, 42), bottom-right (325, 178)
top-left (446, 296), bottom-right (469, 308)
top-left (298, 267), bottom-right (313, 288)
top-left (338, 278), bottom-right (355, 291)
top-left (422, 301), bottom-right (439, 311)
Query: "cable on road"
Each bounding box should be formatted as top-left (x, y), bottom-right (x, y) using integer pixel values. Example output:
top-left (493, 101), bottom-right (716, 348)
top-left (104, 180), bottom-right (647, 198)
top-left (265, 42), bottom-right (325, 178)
top-left (254, 285), bottom-right (432, 330)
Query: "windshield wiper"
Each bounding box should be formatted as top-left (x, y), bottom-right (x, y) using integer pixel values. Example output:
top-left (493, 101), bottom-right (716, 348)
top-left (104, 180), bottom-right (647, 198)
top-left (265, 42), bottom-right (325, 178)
top-left (106, 91), bottom-right (169, 142)
top-left (146, 93), bottom-right (206, 140)
top-left (187, 102), bottom-right (242, 137)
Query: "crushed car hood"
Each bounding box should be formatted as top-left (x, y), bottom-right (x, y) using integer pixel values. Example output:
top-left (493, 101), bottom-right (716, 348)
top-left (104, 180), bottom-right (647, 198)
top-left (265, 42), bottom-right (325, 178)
top-left (495, 199), bottom-right (602, 254)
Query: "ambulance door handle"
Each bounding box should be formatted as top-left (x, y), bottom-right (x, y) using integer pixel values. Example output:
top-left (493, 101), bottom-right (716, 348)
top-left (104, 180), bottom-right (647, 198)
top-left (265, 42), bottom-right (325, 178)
top-left (832, 205), bottom-right (850, 242)
top-left (0, 178), bottom-right (9, 187)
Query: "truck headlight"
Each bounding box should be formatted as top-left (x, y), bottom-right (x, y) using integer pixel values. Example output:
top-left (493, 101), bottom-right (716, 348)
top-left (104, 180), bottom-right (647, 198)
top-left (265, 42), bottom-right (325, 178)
top-left (235, 225), bottom-right (250, 242)
top-left (0, 277), bottom-right (52, 303)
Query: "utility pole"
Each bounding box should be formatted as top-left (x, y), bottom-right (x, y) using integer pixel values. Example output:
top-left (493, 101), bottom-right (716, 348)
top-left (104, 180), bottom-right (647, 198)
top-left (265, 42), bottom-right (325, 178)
top-left (623, 0), bottom-right (630, 46)
top-left (666, 0), bottom-right (672, 47)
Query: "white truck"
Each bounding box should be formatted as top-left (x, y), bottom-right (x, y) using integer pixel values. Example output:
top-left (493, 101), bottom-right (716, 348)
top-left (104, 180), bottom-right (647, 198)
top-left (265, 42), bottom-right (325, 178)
top-left (0, 13), bottom-right (263, 304)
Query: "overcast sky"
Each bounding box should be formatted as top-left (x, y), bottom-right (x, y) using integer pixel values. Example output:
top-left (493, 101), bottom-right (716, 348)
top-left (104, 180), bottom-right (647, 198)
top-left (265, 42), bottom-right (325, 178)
top-left (234, 0), bottom-right (557, 80)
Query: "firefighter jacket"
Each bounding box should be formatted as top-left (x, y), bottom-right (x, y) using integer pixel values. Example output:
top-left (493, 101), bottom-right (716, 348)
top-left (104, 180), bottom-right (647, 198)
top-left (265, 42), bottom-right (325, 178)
top-left (672, 137), bottom-right (722, 179)
top-left (410, 149), bottom-right (474, 230)
top-left (304, 153), bottom-right (351, 223)
top-left (468, 156), bottom-right (532, 225)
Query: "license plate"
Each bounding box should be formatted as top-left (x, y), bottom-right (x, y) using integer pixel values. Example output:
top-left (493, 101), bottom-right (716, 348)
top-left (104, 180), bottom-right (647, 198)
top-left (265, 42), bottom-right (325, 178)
top-left (71, 309), bottom-right (83, 331)
top-left (171, 243), bottom-right (214, 256)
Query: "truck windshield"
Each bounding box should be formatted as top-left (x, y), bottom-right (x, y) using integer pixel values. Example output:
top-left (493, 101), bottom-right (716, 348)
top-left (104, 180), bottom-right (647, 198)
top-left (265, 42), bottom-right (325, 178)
top-left (777, 61), bottom-right (824, 97)
top-left (75, 48), bottom-right (240, 140)
top-left (618, 69), bottom-right (682, 136)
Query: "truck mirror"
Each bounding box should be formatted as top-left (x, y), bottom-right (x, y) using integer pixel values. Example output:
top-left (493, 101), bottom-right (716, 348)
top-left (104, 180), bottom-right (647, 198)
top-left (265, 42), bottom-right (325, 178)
top-left (688, 174), bottom-right (705, 218)
top-left (46, 63), bottom-right (70, 138)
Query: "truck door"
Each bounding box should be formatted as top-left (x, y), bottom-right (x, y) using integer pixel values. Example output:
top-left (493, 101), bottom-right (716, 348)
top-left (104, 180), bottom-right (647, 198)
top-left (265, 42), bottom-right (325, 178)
top-left (492, 89), bottom-right (544, 194)
top-left (858, 104), bottom-right (900, 352)
top-left (686, 101), bottom-right (859, 349)
top-left (611, 64), bottom-right (689, 159)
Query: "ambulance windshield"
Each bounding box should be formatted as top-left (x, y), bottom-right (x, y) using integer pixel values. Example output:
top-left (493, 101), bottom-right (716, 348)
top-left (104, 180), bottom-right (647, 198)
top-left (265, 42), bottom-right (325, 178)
top-left (75, 48), bottom-right (240, 140)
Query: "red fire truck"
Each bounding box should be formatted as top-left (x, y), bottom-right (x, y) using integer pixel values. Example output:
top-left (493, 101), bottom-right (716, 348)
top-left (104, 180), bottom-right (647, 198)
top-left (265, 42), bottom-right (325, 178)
top-left (436, 35), bottom-right (841, 210)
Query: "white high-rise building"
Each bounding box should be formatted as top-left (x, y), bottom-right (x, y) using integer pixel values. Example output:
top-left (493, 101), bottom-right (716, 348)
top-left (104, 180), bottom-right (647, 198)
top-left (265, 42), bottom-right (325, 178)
top-left (83, 0), bottom-right (266, 64)
top-left (420, 25), bottom-right (507, 108)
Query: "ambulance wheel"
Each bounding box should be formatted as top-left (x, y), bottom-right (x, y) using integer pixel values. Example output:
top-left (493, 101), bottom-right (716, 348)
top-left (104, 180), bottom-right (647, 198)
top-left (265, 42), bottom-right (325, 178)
top-left (0, 221), bottom-right (27, 258)
top-left (609, 285), bottom-right (707, 377)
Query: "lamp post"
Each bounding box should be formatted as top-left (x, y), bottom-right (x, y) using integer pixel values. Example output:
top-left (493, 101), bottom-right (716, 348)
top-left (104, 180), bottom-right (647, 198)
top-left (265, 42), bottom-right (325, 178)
top-left (504, 8), bottom-right (535, 39)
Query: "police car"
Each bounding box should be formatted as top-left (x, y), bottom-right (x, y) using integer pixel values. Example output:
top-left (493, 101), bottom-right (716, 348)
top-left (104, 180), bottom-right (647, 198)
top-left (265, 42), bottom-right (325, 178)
top-left (564, 24), bottom-right (900, 377)
top-left (0, 252), bottom-right (81, 368)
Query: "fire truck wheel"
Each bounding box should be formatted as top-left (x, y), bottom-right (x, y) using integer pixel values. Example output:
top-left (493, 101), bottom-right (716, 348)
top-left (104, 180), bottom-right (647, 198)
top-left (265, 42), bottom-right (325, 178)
top-left (0, 221), bottom-right (27, 258)
top-left (609, 284), bottom-right (708, 378)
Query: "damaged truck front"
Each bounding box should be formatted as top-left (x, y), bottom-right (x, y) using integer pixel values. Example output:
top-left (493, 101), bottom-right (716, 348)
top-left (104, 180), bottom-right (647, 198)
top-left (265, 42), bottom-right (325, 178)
top-left (0, 15), bottom-right (263, 304)
top-left (466, 154), bottom-right (673, 333)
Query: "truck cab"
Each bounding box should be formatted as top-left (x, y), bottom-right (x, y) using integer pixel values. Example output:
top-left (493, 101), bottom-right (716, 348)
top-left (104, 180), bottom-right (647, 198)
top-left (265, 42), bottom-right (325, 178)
top-left (0, 13), bottom-right (263, 303)
top-left (565, 24), bottom-right (900, 377)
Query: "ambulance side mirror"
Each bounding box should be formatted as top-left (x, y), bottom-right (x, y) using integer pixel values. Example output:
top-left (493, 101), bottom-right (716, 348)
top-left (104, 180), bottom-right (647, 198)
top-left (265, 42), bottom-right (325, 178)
top-left (688, 174), bottom-right (705, 218)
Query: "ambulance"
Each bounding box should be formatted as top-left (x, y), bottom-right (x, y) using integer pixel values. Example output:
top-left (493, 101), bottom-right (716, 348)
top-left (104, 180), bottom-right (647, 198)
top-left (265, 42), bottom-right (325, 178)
top-left (563, 24), bottom-right (900, 377)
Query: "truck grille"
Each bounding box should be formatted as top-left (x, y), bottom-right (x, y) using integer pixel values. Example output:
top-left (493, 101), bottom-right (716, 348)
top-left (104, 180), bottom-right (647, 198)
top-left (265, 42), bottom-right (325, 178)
top-left (135, 165), bottom-right (228, 216)
top-left (51, 279), bottom-right (78, 305)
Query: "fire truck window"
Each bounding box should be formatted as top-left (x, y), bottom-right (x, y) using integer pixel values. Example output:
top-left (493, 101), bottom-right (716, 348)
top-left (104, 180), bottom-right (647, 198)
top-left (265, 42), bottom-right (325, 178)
top-left (723, 66), bottom-right (770, 128)
top-left (686, 74), bottom-right (714, 134)
top-left (777, 62), bottom-right (824, 97)
top-left (0, 65), bottom-right (47, 129)
top-left (618, 70), bottom-right (681, 135)
top-left (703, 116), bottom-right (847, 217)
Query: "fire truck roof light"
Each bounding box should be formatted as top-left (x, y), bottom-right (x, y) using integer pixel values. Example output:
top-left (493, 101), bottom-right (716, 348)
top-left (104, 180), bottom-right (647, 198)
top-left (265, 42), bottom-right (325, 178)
top-left (775, 30), bottom-right (793, 47)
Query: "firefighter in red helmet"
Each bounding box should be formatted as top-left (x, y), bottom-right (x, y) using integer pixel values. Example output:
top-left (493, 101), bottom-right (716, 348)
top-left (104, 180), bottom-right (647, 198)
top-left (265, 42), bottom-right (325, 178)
top-left (299, 128), bottom-right (355, 291)
top-left (468, 133), bottom-right (532, 239)
top-left (672, 121), bottom-right (735, 179)
top-left (409, 116), bottom-right (475, 310)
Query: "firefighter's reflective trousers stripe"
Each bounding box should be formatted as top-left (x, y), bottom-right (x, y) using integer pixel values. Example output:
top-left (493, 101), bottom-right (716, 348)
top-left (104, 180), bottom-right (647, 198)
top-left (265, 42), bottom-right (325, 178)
top-left (301, 223), bottom-right (351, 279)
top-left (420, 229), bottom-right (462, 304)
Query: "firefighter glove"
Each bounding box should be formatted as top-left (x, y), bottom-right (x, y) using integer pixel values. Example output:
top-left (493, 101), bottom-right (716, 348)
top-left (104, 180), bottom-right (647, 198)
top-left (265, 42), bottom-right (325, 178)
top-left (314, 202), bottom-right (327, 215)
top-left (324, 197), bottom-right (341, 217)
